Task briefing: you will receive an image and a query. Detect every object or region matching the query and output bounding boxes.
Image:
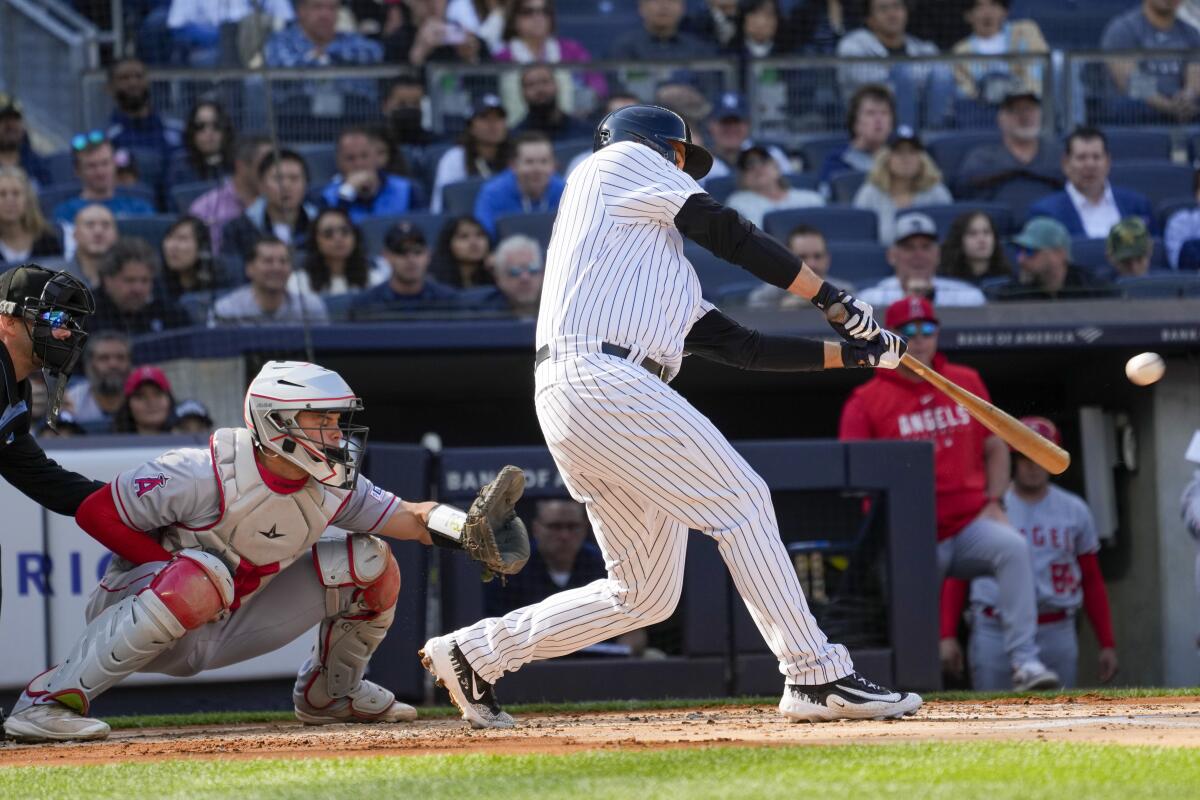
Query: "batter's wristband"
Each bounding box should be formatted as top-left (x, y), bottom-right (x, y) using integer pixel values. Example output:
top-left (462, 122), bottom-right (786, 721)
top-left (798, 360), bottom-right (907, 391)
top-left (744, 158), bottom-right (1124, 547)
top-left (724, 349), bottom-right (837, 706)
top-left (428, 503), bottom-right (467, 550)
top-left (811, 281), bottom-right (839, 310)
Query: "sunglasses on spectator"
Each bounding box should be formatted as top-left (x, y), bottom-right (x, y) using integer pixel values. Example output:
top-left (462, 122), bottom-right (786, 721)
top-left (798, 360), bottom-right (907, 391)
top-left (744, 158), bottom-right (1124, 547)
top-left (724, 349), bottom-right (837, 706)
top-left (318, 225), bottom-right (353, 239)
top-left (504, 263), bottom-right (543, 277)
top-left (71, 130), bottom-right (106, 151)
top-left (898, 321), bottom-right (938, 338)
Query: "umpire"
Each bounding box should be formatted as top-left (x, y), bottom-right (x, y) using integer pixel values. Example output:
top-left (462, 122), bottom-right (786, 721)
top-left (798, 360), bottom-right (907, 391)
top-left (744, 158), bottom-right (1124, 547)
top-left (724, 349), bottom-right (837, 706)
top-left (0, 265), bottom-right (105, 615)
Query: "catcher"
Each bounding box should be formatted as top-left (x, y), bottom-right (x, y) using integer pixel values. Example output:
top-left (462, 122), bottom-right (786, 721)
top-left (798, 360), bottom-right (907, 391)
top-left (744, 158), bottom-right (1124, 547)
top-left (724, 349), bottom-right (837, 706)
top-left (2, 360), bottom-right (528, 743)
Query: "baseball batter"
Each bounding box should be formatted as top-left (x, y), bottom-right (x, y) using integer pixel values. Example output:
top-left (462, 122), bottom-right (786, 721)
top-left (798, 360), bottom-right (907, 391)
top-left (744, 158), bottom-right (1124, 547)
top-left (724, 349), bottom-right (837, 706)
top-left (422, 104), bottom-right (919, 728)
top-left (3, 361), bottom-right (526, 742)
top-left (960, 418), bottom-right (1117, 689)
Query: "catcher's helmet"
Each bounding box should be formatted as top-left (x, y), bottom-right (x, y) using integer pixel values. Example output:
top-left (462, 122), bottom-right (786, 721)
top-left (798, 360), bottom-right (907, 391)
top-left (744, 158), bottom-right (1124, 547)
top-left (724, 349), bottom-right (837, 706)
top-left (244, 361), bottom-right (368, 489)
top-left (593, 104), bottom-right (714, 180)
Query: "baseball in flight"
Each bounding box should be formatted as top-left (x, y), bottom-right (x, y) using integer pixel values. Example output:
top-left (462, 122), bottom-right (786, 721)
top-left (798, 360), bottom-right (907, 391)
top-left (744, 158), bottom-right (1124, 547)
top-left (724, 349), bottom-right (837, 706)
top-left (1125, 352), bottom-right (1165, 386)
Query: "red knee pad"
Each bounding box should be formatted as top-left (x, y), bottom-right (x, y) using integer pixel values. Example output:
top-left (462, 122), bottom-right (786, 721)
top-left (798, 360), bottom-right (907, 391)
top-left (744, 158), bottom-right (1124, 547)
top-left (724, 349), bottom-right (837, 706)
top-left (360, 549), bottom-right (400, 613)
top-left (149, 555), bottom-right (232, 630)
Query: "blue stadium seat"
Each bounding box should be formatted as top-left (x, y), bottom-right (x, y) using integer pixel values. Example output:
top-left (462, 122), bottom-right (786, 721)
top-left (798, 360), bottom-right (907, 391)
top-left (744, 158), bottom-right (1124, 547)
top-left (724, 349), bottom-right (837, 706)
top-left (798, 135), bottom-right (849, 174)
top-left (1105, 130), bottom-right (1172, 162)
top-left (927, 132), bottom-right (1000, 181)
top-left (787, 173), bottom-right (820, 192)
top-left (994, 179), bottom-right (1055, 224)
top-left (554, 138), bottom-right (593, 172)
top-left (762, 207), bottom-right (878, 243)
top-left (359, 213), bottom-right (447, 258)
top-left (1156, 197), bottom-right (1196, 233)
top-left (170, 180), bottom-right (220, 214)
top-left (1109, 162), bottom-right (1195, 211)
top-left (825, 241), bottom-right (892, 287)
top-left (1070, 238), bottom-right (1109, 271)
top-left (324, 291), bottom-right (363, 321)
top-left (1180, 240), bottom-right (1200, 271)
top-left (442, 178), bottom-right (488, 217)
top-left (44, 151), bottom-right (77, 186)
top-left (703, 176), bottom-right (737, 204)
top-left (558, 16), bottom-right (631, 60)
top-left (919, 203), bottom-right (1015, 237)
top-left (117, 214), bottom-right (176, 245)
top-left (496, 211), bottom-right (557, 248)
top-left (683, 242), bottom-right (751, 298)
top-left (829, 170), bottom-right (866, 204)
top-left (1009, 0), bottom-right (1129, 49)
top-left (289, 142), bottom-right (339, 188)
top-left (1190, 132), bottom-right (1200, 166)
top-left (1118, 273), bottom-right (1200, 299)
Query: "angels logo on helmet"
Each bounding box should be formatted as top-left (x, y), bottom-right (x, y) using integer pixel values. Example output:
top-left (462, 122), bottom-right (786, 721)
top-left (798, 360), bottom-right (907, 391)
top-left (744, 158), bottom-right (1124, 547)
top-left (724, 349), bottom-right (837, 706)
top-left (243, 361), bottom-right (369, 489)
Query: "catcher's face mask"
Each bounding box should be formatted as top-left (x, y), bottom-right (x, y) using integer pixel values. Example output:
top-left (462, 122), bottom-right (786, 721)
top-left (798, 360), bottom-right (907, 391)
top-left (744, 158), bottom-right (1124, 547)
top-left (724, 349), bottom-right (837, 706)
top-left (271, 406), bottom-right (369, 490)
top-left (0, 269), bottom-right (95, 427)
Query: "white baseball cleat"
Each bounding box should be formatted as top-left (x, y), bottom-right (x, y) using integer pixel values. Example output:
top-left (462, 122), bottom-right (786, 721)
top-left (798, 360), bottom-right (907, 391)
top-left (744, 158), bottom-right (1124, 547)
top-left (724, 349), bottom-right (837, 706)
top-left (294, 679), bottom-right (417, 724)
top-left (1012, 661), bottom-right (1061, 692)
top-left (779, 673), bottom-right (924, 722)
top-left (2, 702), bottom-right (111, 742)
top-left (420, 636), bottom-right (515, 729)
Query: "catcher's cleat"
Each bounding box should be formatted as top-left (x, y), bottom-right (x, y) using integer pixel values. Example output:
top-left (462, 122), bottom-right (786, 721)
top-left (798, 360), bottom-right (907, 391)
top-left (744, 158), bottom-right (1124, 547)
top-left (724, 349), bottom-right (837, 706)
top-left (2, 702), bottom-right (110, 743)
top-left (420, 636), bottom-right (515, 729)
top-left (779, 673), bottom-right (923, 722)
top-left (294, 679), bottom-right (417, 725)
top-left (1012, 661), bottom-right (1061, 692)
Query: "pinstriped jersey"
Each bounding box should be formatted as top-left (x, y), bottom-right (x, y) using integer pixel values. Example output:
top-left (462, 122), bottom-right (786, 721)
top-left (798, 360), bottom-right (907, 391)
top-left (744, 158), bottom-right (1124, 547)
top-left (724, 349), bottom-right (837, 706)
top-left (537, 140), bottom-right (715, 374)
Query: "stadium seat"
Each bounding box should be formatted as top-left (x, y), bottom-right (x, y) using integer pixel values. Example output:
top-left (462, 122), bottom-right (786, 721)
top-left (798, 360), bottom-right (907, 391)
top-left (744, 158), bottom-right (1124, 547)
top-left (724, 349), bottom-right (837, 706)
top-left (763, 207), bottom-right (878, 243)
top-left (1010, 0), bottom-right (1129, 48)
top-left (118, 214), bottom-right (177, 245)
top-left (825, 241), bottom-right (892, 286)
top-left (1109, 162), bottom-right (1195, 211)
top-left (994, 179), bottom-right (1055, 223)
top-left (1156, 198), bottom-right (1196, 233)
top-left (1180, 239), bottom-right (1200, 271)
top-left (1117, 273), bottom-right (1200, 299)
top-left (1105, 130), bottom-right (1172, 162)
top-left (927, 132), bottom-right (1000, 181)
top-left (125, 146), bottom-right (165, 195)
top-left (44, 151), bottom-right (77, 186)
top-left (829, 170), bottom-right (866, 204)
top-left (442, 178), bottom-right (488, 217)
top-left (553, 138), bottom-right (593, 172)
top-left (496, 211), bottom-right (558, 248)
top-left (323, 291), bottom-right (362, 321)
top-left (919, 203), bottom-right (1015, 237)
top-left (703, 176), bottom-right (737, 204)
top-left (289, 142), bottom-right (339, 188)
top-left (683, 242), bottom-right (751, 298)
top-left (170, 180), bottom-right (220, 214)
top-left (1190, 132), bottom-right (1200, 166)
top-left (797, 135), bottom-right (849, 174)
top-left (1070, 238), bottom-right (1109, 271)
top-left (359, 213), bottom-right (447, 258)
top-left (787, 173), bottom-right (820, 192)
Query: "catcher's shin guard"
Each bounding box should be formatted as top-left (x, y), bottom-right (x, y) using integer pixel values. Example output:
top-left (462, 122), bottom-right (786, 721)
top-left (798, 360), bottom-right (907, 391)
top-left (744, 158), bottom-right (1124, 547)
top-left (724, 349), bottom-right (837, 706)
top-left (14, 551), bottom-right (233, 716)
top-left (296, 535), bottom-right (402, 716)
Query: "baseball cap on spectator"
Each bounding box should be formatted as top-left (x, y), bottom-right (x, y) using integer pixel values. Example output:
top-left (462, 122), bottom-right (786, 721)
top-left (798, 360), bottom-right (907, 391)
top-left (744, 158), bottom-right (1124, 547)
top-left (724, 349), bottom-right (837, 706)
top-left (888, 125), bottom-right (923, 149)
top-left (893, 212), bottom-right (938, 244)
top-left (712, 92), bottom-right (749, 121)
top-left (471, 94), bottom-right (506, 120)
top-left (123, 365), bottom-right (171, 398)
top-left (885, 295), bottom-right (938, 329)
top-left (1001, 88), bottom-right (1041, 108)
top-left (1106, 217), bottom-right (1150, 262)
top-left (383, 221), bottom-right (427, 254)
top-left (174, 399), bottom-right (212, 427)
top-left (1014, 217), bottom-right (1071, 256)
top-left (736, 145), bottom-right (774, 170)
top-left (1018, 415), bottom-right (1061, 446)
top-left (0, 93), bottom-right (22, 118)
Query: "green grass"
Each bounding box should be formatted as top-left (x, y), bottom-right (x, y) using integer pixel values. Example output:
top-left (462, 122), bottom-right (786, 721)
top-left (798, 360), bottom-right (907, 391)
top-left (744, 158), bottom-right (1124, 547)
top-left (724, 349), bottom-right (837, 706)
top-left (100, 686), bottom-right (1200, 730)
top-left (3, 742), bottom-right (1198, 800)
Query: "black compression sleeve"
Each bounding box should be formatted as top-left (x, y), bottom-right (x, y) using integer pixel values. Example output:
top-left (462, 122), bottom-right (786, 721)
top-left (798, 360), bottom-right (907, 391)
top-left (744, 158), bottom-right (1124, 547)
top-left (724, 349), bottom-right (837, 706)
top-left (684, 309), bottom-right (825, 372)
top-left (0, 433), bottom-right (105, 516)
top-left (674, 193), bottom-right (802, 290)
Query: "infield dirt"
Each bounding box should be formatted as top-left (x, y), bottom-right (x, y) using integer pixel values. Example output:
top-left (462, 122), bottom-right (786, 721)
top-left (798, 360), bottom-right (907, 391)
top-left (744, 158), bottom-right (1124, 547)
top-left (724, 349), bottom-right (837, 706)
top-left (2, 696), bottom-right (1197, 767)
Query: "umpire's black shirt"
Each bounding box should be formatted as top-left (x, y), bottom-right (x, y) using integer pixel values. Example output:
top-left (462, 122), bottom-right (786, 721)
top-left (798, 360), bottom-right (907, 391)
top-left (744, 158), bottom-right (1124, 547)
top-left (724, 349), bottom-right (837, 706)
top-left (0, 343), bottom-right (103, 515)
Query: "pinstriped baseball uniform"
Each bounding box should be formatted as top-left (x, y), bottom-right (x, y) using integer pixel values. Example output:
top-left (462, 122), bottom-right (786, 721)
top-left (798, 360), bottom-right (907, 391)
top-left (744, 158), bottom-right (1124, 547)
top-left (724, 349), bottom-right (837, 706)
top-left (448, 140), bottom-right (855, 685)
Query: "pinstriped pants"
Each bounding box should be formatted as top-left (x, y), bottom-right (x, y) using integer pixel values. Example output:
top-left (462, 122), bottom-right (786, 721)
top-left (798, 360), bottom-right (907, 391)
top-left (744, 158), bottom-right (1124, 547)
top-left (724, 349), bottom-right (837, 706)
top-left (451, 351), bottom-right (855, 685)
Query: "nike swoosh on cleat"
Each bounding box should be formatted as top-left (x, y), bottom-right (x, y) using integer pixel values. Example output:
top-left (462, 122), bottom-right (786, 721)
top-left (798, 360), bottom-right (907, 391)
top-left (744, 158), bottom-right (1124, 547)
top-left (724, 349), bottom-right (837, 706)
top-left (471, 674), bottom-right (487, 702)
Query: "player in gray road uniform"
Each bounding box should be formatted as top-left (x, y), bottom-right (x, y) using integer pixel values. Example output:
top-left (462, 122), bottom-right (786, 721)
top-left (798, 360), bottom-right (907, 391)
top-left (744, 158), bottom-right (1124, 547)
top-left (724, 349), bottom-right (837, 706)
top-left (1183, 431), bottom-right (1200, 651)
top-left (3, 361), bottom-right (519, 743)
top-left (965, 417), bottom-right (1118, 689)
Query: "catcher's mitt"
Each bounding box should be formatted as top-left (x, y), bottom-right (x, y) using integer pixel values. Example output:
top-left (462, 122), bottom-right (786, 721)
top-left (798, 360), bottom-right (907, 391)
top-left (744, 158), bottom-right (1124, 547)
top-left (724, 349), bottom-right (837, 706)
top-left (463, 465), bottom-right (530, 581)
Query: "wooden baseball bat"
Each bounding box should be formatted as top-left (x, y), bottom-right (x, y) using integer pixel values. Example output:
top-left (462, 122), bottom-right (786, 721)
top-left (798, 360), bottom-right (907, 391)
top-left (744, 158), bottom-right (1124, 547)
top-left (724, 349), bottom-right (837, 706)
top-left (827, 303), bottom-right (1070, 474)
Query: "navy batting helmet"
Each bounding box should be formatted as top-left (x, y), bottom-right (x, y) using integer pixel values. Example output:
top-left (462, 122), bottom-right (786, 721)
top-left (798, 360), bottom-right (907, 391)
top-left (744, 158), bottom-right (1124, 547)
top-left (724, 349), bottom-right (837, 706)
top-left (593, 104), bottom-right (713, 180)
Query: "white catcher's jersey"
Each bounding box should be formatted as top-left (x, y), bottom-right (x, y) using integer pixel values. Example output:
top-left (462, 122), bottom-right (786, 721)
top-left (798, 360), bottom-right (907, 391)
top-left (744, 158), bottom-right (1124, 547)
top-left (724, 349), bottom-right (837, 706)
top-left (972, 484), bottom-right (1100, 612)
top-left (109, 427), bottom-right (401, 601)
top-left (537, 140), bottom-right (716, 377)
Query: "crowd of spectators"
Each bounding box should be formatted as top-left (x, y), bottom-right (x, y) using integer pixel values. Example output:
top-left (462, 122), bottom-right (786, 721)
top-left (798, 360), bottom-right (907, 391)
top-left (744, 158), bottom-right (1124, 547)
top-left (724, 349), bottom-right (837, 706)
top-left (1, 2), bottom-right (1195, 350)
